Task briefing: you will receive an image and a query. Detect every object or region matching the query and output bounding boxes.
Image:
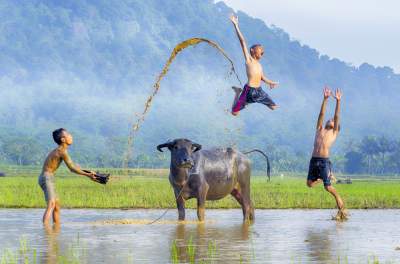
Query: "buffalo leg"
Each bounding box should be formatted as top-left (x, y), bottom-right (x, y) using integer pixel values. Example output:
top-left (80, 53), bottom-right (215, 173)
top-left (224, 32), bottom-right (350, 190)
top-left (175, 188), bottom-right (186, 221)
top-left (249, 202), bottom-right (255, 221)
top-left (197, 184), bottom-right (209, 221)
top-left (231, 189), bottom-right (251, 221)
top-left (231, 188), bottom-right (243, 206)
top-left (240, 184), bottom-right (254, 222)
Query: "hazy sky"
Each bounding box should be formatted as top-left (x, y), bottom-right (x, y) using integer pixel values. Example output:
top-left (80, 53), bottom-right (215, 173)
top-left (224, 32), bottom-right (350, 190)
top-left (221, 0), bottom-right (400, 73)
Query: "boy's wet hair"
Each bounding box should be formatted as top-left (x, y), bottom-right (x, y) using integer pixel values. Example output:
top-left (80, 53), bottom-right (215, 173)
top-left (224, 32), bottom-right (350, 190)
top-left (250, 44), bottom-right (262, 54)
top-left (325, 121), bottom-right (341, 131)
top-left (52, 128), bottom-right (66, 145)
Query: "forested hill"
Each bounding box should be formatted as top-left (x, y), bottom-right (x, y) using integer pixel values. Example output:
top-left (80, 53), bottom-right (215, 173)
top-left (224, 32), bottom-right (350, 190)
top-left (0, 0), bottom-right (399, 170)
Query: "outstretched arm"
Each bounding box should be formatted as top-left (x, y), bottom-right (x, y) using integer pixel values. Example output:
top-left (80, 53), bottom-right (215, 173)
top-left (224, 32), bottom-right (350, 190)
top-left (61, 151), bottom-right (95, 179)
top-left (333, 88), bottom-right (342, 133)
top-left (262, 73), bottom-right (279, 89)
top-left (230, 14), bottom-right (251, 62)
top-left (317, 87), bottom-right (331, 130)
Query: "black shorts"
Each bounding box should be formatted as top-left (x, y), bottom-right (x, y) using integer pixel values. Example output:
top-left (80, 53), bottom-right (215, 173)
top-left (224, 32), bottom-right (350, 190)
top-left (307, 157), bottom-right (332, 186)
top-left (232, 84), bottom-right (276, 112)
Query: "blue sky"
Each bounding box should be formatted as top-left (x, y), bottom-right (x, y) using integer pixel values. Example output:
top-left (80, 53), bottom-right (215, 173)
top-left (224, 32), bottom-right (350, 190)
top-left (221, 0), bottom-right (400, 73)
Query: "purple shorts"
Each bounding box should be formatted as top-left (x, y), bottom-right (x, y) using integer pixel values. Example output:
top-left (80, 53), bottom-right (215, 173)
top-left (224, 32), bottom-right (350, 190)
top-left (232, 84), bottom-right (276, 113)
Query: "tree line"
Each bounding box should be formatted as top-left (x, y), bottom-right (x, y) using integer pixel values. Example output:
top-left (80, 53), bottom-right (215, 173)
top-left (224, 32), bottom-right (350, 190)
top-left (344, 136), bottom-right (400, 175)
top-left (1, 133), bottom-right (399, 175)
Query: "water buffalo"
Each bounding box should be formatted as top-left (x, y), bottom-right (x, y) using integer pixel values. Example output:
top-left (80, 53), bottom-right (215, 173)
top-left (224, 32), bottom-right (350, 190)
top-left (157, 138), bottom-right (270, 222)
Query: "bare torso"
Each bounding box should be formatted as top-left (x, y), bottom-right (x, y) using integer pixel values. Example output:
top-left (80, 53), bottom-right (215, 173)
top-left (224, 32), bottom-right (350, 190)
top-left (41, 144), bottom-right (92, 180)
top-left (41, 147), bottom-right (65, 174)
top-left (246, 59), bottom-right (263, 87)
top-left (312, 129), bottom-right (337, 158)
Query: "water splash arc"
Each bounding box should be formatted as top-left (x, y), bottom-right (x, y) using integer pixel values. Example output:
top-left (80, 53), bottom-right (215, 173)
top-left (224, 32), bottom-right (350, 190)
top-left (123, 38), bottom-right (242, 168)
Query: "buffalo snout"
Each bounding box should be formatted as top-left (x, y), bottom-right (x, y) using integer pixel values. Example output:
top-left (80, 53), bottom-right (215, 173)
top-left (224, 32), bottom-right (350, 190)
top-left (175, 151), bottom-right (194, 168)
top-left (178, 157), bottom-right (194, 168)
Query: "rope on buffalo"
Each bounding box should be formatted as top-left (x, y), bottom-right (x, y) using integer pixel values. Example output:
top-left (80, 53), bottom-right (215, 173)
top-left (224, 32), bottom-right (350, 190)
top-left (121, 38), bottom-right (244, 222)
top-left (146, 183), bottom-right (187, 225)
top-left (147, 148), bottom-right (270, 224)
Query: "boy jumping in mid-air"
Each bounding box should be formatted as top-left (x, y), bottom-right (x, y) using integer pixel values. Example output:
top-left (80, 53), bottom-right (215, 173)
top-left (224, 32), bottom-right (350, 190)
top-left (38, 128), bottom-right (96, 225)
top-left (307, 87), bottom-right (348, 220)
top-left (229, 14), bottom-right (279, 116)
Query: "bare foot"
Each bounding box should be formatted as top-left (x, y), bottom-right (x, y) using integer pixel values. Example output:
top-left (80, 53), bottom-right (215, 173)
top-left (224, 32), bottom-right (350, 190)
top-left (269, 105), bottom-right (279, 110)
top-left (332, 209), bottom-right (349, 221)
top-left (232, 86), bottom-right (242, 95)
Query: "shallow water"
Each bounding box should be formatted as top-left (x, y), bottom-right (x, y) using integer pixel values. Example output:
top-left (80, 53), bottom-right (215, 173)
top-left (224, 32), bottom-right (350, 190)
top-left (1, 209), bottom-right (400, 263)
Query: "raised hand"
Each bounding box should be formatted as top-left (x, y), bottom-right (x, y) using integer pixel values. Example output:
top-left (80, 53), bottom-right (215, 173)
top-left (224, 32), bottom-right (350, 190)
top-left (317, 86), bottom-right (330, 129)
top-left (230, 14), bottom-right (239, 25)
top-left (323, 86), bottom-right (332, 99)
top-left (333, 88), bottom-right (342, 101)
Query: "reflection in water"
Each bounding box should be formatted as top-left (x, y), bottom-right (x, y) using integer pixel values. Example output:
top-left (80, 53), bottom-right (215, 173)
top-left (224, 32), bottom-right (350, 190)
top-left (43, 224), bottom-right (60, 264)
top-left (172, 222), bottom-right (252, 263)
top-left (305, 222), bottom-right (344, 263)
top-left (1, 209), bottom-right (400, 263)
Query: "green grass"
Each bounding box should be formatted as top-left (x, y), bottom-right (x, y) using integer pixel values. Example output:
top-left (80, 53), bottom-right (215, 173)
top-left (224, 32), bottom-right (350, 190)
top-left (0, 172), bottom-right (399, 209)
top-left (1, 236), bottom-right (85, 264)
top-left (1, 236), bottom-right (387, 264)
top-left (171, 236), bottom-right (218, 264)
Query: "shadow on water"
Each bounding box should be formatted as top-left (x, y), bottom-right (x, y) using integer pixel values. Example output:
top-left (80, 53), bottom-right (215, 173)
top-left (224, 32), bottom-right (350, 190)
top-left (171, 222), bottom-right (252, 263)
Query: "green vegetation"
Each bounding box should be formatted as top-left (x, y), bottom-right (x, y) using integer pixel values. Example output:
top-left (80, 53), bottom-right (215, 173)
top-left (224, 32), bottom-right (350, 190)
top-left (344, 136), bottom-right (400, 175)
top-left (1, 236), bottom-right (387, 264)
top-left (1, 236), bottom-right (85, 264)
top-left (1, 171), bottom-right (399, 209)
top-left (1, 0), bottom-right (400, 173)
top-left (171, 236), bottom-right (217, 264)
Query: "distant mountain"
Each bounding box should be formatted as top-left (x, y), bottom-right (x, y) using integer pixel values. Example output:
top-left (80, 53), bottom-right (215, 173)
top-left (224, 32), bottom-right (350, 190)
top-left (0, 0), bottom-right (399, 168)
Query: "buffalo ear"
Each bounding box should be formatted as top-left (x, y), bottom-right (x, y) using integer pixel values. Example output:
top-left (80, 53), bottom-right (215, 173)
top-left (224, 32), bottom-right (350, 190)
top-left (157, 142), bottom-right (171, 152)
top-left (192, 143), bottom-right (202, 152)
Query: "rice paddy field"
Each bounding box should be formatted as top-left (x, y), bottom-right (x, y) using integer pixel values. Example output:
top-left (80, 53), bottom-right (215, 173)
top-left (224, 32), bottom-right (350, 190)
top-left (1, 209), bottom-right (400, 263)
top-left (0, 166), bottom-right (399, 209)
top-left (1, 166), bottom-right (400, 263)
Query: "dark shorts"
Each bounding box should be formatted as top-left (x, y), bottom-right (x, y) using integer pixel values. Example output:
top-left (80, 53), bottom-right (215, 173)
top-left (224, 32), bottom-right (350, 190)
top-left (307, 157), bottom-right (332, 186)
top-left (232, 84), bottom-right (276, 113)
